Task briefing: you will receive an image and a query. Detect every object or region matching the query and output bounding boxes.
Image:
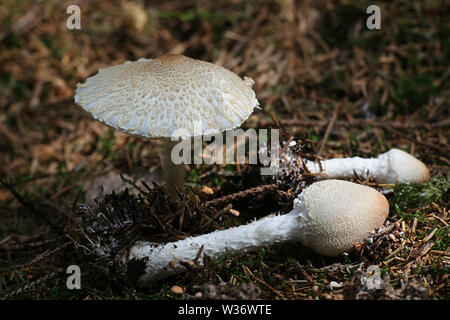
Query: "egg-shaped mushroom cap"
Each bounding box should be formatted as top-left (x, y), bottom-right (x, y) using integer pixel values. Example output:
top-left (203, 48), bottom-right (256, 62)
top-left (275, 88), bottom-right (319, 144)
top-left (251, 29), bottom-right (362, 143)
top-left (380, 148), bottom-right (430, 184)
top-left (74, 54), bottom-right (259, 139)
top-left (294, 180), bottom-right (389, 257)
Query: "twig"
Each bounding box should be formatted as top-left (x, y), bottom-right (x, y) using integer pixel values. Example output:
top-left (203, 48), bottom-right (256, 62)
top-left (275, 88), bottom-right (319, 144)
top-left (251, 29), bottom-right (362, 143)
top-left (294, 261), bottom-right (314, 283)
top-left (317, 103), bottom-right (339, 156)
top-left (205, 184), bottom-right (277, 207)
top-left (0, 179), bottom-right (65, 235)
top-left (242, 265), bottom-right (285, 299)
top-left (194, 204), bottom-right (232, 233)
top-left (1, 272), bottom-right (58, 300)
top-left (25, 241), bottom-right (72, 267)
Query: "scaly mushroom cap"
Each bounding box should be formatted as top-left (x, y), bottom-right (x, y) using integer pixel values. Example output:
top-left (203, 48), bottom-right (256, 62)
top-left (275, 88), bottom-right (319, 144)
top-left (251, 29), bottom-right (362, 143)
top-left (74, 54), bottom-right (259, 139)
top-left (295, 180), bottom-right (389, 256)
top-left (381, 148), bottom-right (430, 184)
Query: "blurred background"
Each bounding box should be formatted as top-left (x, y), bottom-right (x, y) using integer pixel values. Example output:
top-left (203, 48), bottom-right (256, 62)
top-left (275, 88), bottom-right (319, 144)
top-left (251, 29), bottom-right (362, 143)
top-left (0, 0), bottom-right (448, 300)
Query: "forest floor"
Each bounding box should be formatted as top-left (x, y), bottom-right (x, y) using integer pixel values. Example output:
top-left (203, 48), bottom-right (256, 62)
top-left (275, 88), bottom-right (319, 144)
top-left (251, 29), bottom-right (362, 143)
top-left (0, 0), bottom-right (448, 300)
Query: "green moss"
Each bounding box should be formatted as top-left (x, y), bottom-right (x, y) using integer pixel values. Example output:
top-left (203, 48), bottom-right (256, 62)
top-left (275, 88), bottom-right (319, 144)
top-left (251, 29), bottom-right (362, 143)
top-left (389, 177), bottom-right (449, 212)
top-left (380, 265), bottom-right (390, 279)
top-left (394, 207), bottom-right (426, 223)
top-left (433, 227), bottom-right (450, 251)
top-left (389, 73), bottom-right (439, 113)
top-left (340, 252), bottom-right (352, 264)
top-left (141, 283), bottom-right (174, 300)
top-left (321, 3), bottom-right (362, 48)
top-left (47, 279), bottom-right (74, 300)
top-left (157, 8), bottom-right (214, 22)
top-left (204, 248), bottom-right (267, 283)
top-left (186, 167), bottom-right (199, 185)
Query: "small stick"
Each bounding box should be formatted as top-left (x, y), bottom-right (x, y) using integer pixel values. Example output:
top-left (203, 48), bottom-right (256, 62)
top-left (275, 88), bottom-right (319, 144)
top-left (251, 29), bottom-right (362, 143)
top-left (205, 184), bottom-right (277, 207)
top-left (317, 103), bottom-right (339, 156)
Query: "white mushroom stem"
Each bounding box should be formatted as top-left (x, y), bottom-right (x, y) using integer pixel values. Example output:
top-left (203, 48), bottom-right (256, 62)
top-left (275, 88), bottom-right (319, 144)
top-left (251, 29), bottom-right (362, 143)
top-left (162, 139), bottom-right (185, 199)
top-left (124, 180), bottom-right (389, 285)
top-left (304, 149), bottom-right (429, 184)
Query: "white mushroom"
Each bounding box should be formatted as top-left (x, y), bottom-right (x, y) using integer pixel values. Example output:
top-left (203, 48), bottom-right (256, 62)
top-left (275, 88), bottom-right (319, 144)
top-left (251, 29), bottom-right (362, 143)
top-left (304, 149), bottom-right (430, 184)
top-left (74, 54), bottom-right (259, 198)
top-left (123, 180), bottom-right (389, 285)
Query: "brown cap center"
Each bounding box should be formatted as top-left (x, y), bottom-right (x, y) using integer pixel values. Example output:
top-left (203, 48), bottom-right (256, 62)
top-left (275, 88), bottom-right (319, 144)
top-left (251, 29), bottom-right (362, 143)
top-left (155, 53), bottom-right (186, 64)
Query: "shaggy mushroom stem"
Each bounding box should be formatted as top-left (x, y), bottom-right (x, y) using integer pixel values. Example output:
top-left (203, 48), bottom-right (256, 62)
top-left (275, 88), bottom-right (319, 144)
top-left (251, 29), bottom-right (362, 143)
top-left (128, 211), bottom-right (300, 284)
top-left (305, 149), bottom-right (429, 184)
top-left (123, 180), bottom-right (389, 285)
top-left (162, 139), bottom-right (185, 199)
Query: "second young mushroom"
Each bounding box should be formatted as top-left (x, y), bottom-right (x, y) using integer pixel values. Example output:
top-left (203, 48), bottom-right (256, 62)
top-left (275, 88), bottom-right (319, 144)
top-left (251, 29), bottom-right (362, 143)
top-left (283, 148), bottom-right (429, 184)
top-left (122, 180), bottom-right (389, 285)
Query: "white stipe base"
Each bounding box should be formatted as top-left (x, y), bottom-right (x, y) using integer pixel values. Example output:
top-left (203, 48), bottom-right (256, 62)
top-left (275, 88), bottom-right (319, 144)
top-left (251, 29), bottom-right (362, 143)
top-left (127, 210), bottom-right (301, 285)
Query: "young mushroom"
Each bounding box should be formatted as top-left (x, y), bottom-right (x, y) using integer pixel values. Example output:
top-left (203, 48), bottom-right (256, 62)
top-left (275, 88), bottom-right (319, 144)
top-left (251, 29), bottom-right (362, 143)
top-left (74, 54), bottom-right (259, 198)
top-left (303, 149), bottom-right (430, 184)
top-left (123, 180), bottom-right (389, 285)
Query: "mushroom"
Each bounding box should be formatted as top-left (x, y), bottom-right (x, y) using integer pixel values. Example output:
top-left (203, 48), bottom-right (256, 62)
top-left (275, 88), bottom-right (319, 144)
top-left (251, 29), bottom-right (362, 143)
top-left (74, 54), bottom-right (259, 198)
top-left (123, 180), bottom-right (389, 285)
top-left (303, 149), bottom-right (430, 184)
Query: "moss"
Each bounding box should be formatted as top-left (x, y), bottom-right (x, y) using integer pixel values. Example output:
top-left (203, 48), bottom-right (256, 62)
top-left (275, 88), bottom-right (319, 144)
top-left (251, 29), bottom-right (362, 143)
top-left (433, 227), bottom-right (450, 251)
top-left (141, 283), bottom-right (175, 300)
top-left (157, 8), bottom-right (214, 23)
top-left (389, 177), bottom-right (449, 211)
top-left (389, 73), bottom-right (439, 113)
top-left (47, 279), bottom-right (74, 300)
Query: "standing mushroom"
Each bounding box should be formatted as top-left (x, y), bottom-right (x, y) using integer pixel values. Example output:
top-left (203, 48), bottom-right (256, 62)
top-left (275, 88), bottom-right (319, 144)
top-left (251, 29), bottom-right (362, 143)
top-left (123, 180), bottom-right (389, 285)
top-left (74, 54), bottom-right (259, 198)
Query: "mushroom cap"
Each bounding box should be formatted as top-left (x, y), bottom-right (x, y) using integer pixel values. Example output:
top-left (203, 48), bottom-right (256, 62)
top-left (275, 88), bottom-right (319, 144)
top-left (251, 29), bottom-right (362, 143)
top-left (74, 54), bottom-right (259, 139)
top-left (381, 148), bottom-right (430, 184)
top-left (294, 180), bottom-right (389, 256)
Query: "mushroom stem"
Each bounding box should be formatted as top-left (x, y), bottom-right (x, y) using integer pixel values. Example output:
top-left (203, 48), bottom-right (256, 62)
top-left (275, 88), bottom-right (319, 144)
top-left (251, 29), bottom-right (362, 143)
top-left (128, 210), bottom-right (300, 284)
top-left (162, 139), bottom-right (185, 199)
top-left (124, 180), bottom-right (389, 285)
top-left (305, 149), bottom-right (429, 184)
